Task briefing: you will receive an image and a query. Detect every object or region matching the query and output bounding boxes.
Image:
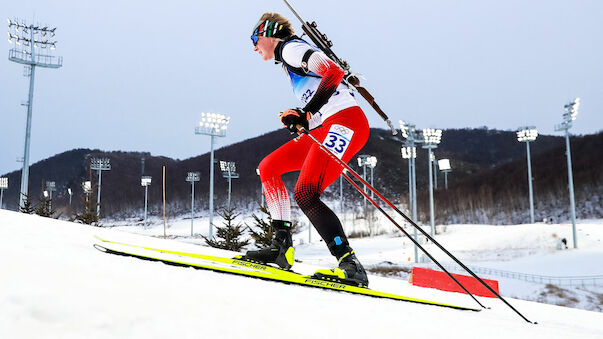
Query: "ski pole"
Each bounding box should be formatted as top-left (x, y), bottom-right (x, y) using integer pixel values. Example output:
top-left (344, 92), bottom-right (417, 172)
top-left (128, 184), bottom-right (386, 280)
top-left (340, 169), bottom-right (486, 309)
top-left (299, 126), bottom-right (534, 323)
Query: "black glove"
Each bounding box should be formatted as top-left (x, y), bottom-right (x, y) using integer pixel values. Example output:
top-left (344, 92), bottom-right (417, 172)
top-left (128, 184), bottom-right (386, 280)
top-left (280, 108), bottom-right (310, 134)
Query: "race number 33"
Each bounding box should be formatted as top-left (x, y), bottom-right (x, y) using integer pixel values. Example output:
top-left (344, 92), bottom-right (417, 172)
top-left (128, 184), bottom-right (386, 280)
top-left (322, 124), bottom-right (354, 159)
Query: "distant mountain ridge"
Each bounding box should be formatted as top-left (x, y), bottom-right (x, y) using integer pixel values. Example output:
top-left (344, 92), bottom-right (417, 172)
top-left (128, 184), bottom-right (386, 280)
top-left (1, 128), bottom-right (601, 224)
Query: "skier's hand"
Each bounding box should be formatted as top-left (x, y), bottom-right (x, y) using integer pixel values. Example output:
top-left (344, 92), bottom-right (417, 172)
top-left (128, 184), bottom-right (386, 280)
top-left (280, 108), bottom-right (310, 134)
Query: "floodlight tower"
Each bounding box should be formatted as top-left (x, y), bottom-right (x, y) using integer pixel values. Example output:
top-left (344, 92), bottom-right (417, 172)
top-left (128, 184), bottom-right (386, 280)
top-left (401, 144), bottom-right (418, 262)
top-left (195, 112), bottom-right (230, 238)
top-left (422, 128), bottom-right (442, 236)
top-left (399, 121), bottom-right (422, 223)
top-left (141, 176), bottom-right (152, 222)
top-left (46, 181), bottom-right (56, 210)
top-left (0, 177), bottom-right (8, 209)
top-left (516, 126), bottom-right (538, 224)
top-left (401, 146), bottom-right (416, 209)
top-left (220, 161), bottom-right (239, 209)
top-left (82, 181), bottom-right (91, 202)
top-left (366, 156), bottom-right (377, 199)
top-left (555, 97), bottom-right (580, 248)
top-left (400, 120), bottom-right (423, 263)
top-left (7, 18), bottom-right (62, 209)
top-left (90, 158), bottom-right (111, 217)
top-left (357, 155), bottom-right (373, 211)
top-left (186, 172), bottom-right (200, 236)
top-left (438, 159), bottom-right (452, 189)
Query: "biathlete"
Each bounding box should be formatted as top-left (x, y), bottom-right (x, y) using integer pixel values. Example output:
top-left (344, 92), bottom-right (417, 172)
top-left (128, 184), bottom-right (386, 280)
top-left (244, 12), bottom-right (370, 286)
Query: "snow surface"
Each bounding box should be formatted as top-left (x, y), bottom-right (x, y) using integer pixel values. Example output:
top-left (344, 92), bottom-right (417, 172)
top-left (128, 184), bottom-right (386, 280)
top-left (2, 209), bottom-right (603, 338)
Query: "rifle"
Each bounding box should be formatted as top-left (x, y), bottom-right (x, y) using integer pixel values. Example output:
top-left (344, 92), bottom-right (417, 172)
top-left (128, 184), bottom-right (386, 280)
top-left (283, 0), bottom-right (398, 135)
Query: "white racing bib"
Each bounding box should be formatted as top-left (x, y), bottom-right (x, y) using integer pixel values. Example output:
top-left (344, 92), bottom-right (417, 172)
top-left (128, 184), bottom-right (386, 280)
top-left (322, 124), bottom-right (354, 159)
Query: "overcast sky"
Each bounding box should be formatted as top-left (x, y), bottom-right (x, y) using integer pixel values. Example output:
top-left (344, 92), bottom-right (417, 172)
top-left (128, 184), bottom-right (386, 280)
top-left (1, 0), bottom-right (602, 175)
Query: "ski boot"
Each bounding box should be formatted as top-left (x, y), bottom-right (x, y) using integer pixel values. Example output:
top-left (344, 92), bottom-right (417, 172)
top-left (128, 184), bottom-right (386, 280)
top-left (242, 220), bottom-right (295, 270)
top-left (313, 236), bottom-right (369, 287)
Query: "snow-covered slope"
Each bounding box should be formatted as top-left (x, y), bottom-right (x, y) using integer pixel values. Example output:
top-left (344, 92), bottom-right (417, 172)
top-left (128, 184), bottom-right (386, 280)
top-left (1, 209), bottom-right (602, 338)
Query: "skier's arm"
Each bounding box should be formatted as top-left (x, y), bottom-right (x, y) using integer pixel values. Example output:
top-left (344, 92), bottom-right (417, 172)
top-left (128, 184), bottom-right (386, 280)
top-left (302, 52), bottom-right (344, 114)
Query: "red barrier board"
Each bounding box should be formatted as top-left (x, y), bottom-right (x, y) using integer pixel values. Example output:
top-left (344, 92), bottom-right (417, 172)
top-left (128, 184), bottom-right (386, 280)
top-left (410, 267), bottom-right (499, 298)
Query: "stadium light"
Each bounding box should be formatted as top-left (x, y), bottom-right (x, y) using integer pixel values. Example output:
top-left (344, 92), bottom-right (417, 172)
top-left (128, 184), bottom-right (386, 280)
top-left (195, 112), bottom-right (230, 239)
top-left (8, 18), bottom-right (62, 209)
top-left (421, 128), bottom-right (443, 236)
top-left (186, 172), bottom-right (201, 236)
top-left (90, 158), bottom-right (111, 217)
top-left (516, 127), bottom-right (538, 142)
top-left (0, 177), bottom-right (8, 209)
top-left (82, 180), bottom-right (91, 202)
top-left (438, 159), bottom-right (452, 189)
top-left (555, 98), bottom-right (580, 248)
top-left (517, 126), bottom-right (538, 224)
top-left (141, 176), bottom-right (152, 223)
top-left (46, 181), bottom-right (56, 210)
top-left (220, 161), bottom-right (239, 210)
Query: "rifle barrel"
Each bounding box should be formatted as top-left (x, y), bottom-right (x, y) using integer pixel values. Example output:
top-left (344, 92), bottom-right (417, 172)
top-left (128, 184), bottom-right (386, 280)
top-left (283, 0), bottom-right (305, 24)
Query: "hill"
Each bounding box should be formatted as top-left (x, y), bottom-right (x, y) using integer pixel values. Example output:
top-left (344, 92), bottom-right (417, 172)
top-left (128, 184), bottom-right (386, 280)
top-left (0, 128), bottom-right (601, 224)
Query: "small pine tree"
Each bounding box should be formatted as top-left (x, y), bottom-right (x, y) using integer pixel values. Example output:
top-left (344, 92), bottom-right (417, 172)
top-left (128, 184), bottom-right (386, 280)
top-left (247, 203), bottom-right (274, 248)
top-left (72, 193), bottom-right (99, 226)
top-left (19, 193), bottom-right (35, 214)
top-left (247, 202), bottom-right (301, 249)
top-left (35, 194), bottom-right (56, 218)
top-left (204, 207), bottom-right (250, 251)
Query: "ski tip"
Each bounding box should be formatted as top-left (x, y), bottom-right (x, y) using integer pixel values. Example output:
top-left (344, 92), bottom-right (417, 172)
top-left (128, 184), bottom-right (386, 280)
top-left (93, 244), bottom-right (108, 252)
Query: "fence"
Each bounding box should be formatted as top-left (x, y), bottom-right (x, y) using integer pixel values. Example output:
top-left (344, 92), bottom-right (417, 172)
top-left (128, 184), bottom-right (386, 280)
top-left (420, 263), bottom-right (603, 287)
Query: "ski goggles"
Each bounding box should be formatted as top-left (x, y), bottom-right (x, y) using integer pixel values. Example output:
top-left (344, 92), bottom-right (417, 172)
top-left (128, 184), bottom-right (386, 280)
top-left (250, 33), bottom-right (261, 46)
top-left (251, 20), bottom-right (284, 46)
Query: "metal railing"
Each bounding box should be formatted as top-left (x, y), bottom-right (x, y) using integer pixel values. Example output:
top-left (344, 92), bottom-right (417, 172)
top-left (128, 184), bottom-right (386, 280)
top-left (420, 263), bottom-right (603, 287)
top-left (9, 48), bottom-right (63, 68)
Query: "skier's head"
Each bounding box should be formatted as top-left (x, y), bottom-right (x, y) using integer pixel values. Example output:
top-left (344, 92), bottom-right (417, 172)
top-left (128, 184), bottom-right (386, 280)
top-left (251, 12), bottom-right (294, 61)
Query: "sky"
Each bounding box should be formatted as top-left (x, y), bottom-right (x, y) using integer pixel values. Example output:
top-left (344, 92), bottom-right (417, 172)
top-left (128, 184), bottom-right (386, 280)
top-left (1, 0), bottom-right (602, 176)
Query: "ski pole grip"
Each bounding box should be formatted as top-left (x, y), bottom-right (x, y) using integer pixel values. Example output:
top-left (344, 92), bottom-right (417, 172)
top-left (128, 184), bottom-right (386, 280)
top-left (296, 124), bottom-right (308, 134)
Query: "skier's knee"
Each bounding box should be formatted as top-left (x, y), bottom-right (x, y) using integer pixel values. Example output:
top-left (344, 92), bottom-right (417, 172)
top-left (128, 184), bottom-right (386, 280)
top-left (294, 181), bottom-right (320, 210)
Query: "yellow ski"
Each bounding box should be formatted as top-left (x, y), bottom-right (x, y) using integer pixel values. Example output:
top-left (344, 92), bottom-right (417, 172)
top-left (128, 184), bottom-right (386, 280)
top-left (94, 235), bottom-right (480, 312)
